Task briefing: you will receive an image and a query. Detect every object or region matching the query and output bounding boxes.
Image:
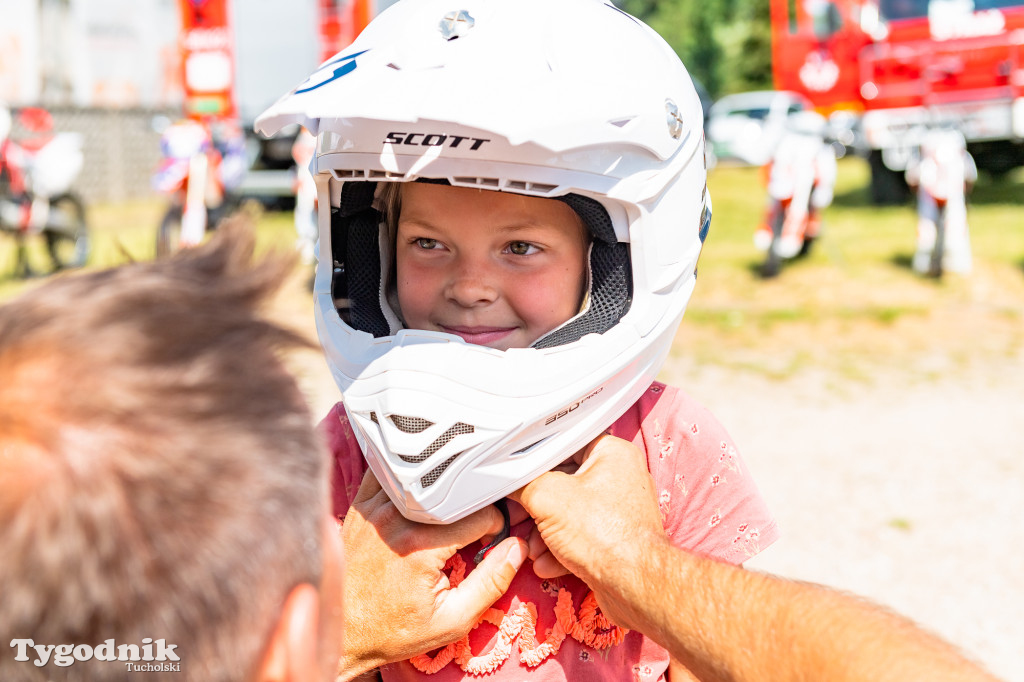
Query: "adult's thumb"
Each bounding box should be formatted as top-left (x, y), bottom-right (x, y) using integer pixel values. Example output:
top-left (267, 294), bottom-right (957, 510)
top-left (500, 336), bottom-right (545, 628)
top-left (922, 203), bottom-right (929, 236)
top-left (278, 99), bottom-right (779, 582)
top-left (441, 537), bottom-right (527, 622)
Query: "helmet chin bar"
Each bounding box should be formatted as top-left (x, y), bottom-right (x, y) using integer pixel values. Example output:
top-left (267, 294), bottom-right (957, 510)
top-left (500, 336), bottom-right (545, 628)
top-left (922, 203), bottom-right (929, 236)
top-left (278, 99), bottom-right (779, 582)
top-left (334, 316), bottom-right (684, 524)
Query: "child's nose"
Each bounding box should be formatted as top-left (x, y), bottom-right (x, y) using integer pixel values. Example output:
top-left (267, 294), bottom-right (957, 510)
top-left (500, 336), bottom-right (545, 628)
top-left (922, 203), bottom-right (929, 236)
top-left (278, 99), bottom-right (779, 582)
top-left (444, 258), bottom-right (498, 307)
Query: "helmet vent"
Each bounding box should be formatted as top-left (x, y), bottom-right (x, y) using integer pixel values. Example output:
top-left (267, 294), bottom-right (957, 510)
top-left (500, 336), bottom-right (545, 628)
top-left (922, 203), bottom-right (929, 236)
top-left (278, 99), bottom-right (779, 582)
top-left (332, 169), bottom-right (408, 181)
top-left (449, 177), bottom-right (559, 194)
top-left (453, 176), bottom-right (500, 188)
top-left (512, 437), bottom-right (550, 456)
top-left (390, 414), bottom-right (433, 434)
top-left (505, 180), bottom-right (558, 193)
top-left (421, 451), bottom-right (463, 488)
top-left (398, 422), bottom-right (475, 463)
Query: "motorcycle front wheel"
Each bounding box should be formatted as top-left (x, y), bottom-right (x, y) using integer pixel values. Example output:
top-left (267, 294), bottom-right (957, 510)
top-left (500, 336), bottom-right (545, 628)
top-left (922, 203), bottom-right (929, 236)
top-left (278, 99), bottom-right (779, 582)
top-left (155, 205), bottom-right (183, 259)
top-left (155, 198), bottom-right (240, 258)
top-left (759, 209), bottom-right (785, 279)
top-left (44, 193), bottom-right (89, 271)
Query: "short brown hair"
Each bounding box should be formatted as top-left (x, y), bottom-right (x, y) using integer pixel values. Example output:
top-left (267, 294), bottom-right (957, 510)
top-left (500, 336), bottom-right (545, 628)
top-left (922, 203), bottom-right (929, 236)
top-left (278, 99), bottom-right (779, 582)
top-left (0, 220), bottom-right (325, 681)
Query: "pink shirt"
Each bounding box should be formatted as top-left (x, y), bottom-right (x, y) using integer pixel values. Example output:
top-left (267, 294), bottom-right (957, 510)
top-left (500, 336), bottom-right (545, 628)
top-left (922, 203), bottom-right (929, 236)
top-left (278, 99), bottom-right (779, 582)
top-left (323, 381), bottom-right (779, 681)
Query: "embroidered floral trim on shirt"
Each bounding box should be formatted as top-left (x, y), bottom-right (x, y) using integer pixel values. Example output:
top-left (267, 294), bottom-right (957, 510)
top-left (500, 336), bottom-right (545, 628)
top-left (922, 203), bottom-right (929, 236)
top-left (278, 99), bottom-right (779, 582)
top-left (409, 555), bottom-right (628, 675)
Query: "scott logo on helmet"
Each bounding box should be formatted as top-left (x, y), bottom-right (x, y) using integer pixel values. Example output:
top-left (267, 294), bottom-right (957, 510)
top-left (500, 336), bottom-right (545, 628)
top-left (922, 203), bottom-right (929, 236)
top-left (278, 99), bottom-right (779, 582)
top-left (544, 387), bottom-right (604, 426)
top-left (384, 132), bottom-right (491, 151)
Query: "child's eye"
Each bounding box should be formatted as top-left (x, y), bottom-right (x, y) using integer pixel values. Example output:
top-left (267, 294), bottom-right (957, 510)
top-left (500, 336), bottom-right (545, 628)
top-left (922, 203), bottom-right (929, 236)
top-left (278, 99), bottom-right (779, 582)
top-left (415, 238), bottom-right (440, 250)
top-left (507, 241), bottom-right (538, 256)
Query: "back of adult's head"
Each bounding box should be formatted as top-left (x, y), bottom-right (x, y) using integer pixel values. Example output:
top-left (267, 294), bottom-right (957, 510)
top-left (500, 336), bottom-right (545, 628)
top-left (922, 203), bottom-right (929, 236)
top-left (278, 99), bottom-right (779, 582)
top-left (0, 221), bottom-right (326, 681)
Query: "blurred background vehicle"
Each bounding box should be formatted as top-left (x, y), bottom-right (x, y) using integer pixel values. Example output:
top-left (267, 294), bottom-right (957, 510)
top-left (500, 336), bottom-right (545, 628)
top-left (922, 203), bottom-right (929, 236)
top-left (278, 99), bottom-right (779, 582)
top-left (0, 0), bottom-right (405, 264)
top-left (825, 109), bottom-right (861, 159)
top-left (234, 0), bottom-right (381, 209)
top-left (754, 111), bottom-right (838, 278)
top-left (153, 0), bottom-right (384, 253)
top-left (240, 123), bottom-right (303, 210)
top-left (769, 0), bottom-right (1024, 204)
top-left (0, 104), bottom-right (89, 277)
top-left (692, 76), bottom-right (713, 128)
top-left (707, 90), bottom-right (813, 166)
top-left (691, 75), bottom-right (717, 168)
top-left (150, 117), bottom-right (246, 257)
top-left (904, 126), bottom-right (977, 277)
top-left (231, 1), bottom-right (319, 209)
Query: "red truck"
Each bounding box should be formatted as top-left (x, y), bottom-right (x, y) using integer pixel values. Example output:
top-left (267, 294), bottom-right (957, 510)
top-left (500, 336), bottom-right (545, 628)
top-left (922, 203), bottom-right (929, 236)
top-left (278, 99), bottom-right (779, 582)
top-left (771, 0), bottom-right (1024, 203)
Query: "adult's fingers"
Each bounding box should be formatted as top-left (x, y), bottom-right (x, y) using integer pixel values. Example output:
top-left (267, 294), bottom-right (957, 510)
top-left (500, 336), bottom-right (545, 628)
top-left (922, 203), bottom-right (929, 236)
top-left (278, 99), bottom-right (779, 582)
top-left (531, 552), bottom-right (570, 579)
top-left (430, 503), bottom-right (507, 555)
top-left (436, 537), bottom-right (527, 624)
top-left (508, 469), bottom-right (570, 518)
top-left (526, 526), bottom-right (570, 578)
top-left (351, 467), bottom-right (386, 506)
top-left (508, 434), bottom-right (620, 515)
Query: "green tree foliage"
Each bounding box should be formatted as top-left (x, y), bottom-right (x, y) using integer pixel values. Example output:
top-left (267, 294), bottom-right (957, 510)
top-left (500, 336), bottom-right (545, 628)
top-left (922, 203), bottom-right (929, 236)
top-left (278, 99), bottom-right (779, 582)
top-left (615, 0), bottom-right (774, 98)
top-left (737, 0), bottom-right (774, 89)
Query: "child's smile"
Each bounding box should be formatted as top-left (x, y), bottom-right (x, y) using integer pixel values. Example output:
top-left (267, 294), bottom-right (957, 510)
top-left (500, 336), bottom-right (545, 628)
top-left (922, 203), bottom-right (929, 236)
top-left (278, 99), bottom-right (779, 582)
top-left (395, 184), bottom-right (590, 351)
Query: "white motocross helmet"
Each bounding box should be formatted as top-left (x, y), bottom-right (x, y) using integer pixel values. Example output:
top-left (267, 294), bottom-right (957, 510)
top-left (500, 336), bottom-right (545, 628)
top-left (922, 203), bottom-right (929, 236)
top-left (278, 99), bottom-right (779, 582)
top-left (257, 0), bottom-right (711, 523)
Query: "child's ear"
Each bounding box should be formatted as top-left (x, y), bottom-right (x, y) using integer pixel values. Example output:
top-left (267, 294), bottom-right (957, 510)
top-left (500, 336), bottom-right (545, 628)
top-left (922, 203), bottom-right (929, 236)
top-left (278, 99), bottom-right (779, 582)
top-left (253, 583), bottom-right (321, 682)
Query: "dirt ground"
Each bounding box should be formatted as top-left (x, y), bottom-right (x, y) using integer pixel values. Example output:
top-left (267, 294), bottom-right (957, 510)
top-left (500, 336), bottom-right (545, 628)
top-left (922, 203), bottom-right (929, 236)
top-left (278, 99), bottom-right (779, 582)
top-left (276, 267), bottom-right (1024, 682)
top-left (662, 360), bottom-right (1024, 682)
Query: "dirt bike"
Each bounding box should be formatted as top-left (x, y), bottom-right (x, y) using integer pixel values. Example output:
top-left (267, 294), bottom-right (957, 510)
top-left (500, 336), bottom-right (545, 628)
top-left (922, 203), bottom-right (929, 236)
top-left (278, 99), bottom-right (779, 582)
top-left (151, 118), bottom-right (245, 258)
top-left (925, 203), bottom-right (948, 278)
top-left (906, 127), bottom-right (976, 278)
top-left (754, 119), bottom-right (837, 279)
top-left (757, 196), bottom-right (817, 279)
top-left (0, 106), bottom-right (90, 278)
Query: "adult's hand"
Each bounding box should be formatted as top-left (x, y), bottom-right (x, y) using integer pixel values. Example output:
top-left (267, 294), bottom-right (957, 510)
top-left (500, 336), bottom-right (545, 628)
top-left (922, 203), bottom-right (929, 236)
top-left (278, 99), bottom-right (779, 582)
top-left (337, 470), bottom-right (527, 680)
top-left (509, 434), bottom-right (670, 631)
top-left (513, 437), bottom-right (1002, 682)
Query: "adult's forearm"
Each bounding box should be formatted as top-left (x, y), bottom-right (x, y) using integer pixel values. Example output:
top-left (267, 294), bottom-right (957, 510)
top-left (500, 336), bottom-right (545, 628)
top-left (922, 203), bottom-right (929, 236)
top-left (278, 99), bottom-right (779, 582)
top-left (514, 437), bottom-right (999, 682)
top-left (600, 540), bottom-right (1000, 682)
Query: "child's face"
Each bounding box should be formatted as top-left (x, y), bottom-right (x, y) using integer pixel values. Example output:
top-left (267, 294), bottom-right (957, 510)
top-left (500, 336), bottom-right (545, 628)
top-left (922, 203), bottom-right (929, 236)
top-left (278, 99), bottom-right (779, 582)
top-left (395, 183), bottom-right (589, 351)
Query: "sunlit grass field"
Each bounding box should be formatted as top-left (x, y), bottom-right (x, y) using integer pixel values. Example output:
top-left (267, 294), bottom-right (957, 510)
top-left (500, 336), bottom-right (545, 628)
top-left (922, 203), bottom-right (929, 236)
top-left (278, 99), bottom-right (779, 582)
top-left (2, 157), bottom-right (1022, 383)
top-left (0, 200), bottom-right (298, 300)
top-left (680, 159), bottom-right (1024, 381)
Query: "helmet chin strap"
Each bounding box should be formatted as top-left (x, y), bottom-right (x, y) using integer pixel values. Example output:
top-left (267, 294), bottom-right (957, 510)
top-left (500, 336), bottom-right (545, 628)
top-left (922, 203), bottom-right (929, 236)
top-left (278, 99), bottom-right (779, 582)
top-left (473, 498), bottom-right (511, 564)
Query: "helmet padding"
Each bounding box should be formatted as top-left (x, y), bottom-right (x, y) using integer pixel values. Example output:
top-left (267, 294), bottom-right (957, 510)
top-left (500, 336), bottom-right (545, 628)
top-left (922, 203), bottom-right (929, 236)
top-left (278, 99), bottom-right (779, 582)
top-left (329, 181), bottom-right (632, 346)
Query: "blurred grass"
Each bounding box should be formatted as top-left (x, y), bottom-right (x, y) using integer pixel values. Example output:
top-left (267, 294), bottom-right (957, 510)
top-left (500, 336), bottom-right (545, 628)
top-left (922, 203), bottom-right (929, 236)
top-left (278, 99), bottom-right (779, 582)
top-left (2, 158), bottom-right (1022, 386)
top-left (679, 158), bottom-right (1024, 382)
top-left (0, 199), bottom-right (298, 300)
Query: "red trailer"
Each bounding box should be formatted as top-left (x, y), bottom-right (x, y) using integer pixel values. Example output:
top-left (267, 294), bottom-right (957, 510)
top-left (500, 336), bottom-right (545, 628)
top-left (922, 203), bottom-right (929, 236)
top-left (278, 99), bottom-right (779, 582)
top-left (771, 0), bottom-right (1024, 202)
top-left (318, 0), bottom-right (375, 64)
